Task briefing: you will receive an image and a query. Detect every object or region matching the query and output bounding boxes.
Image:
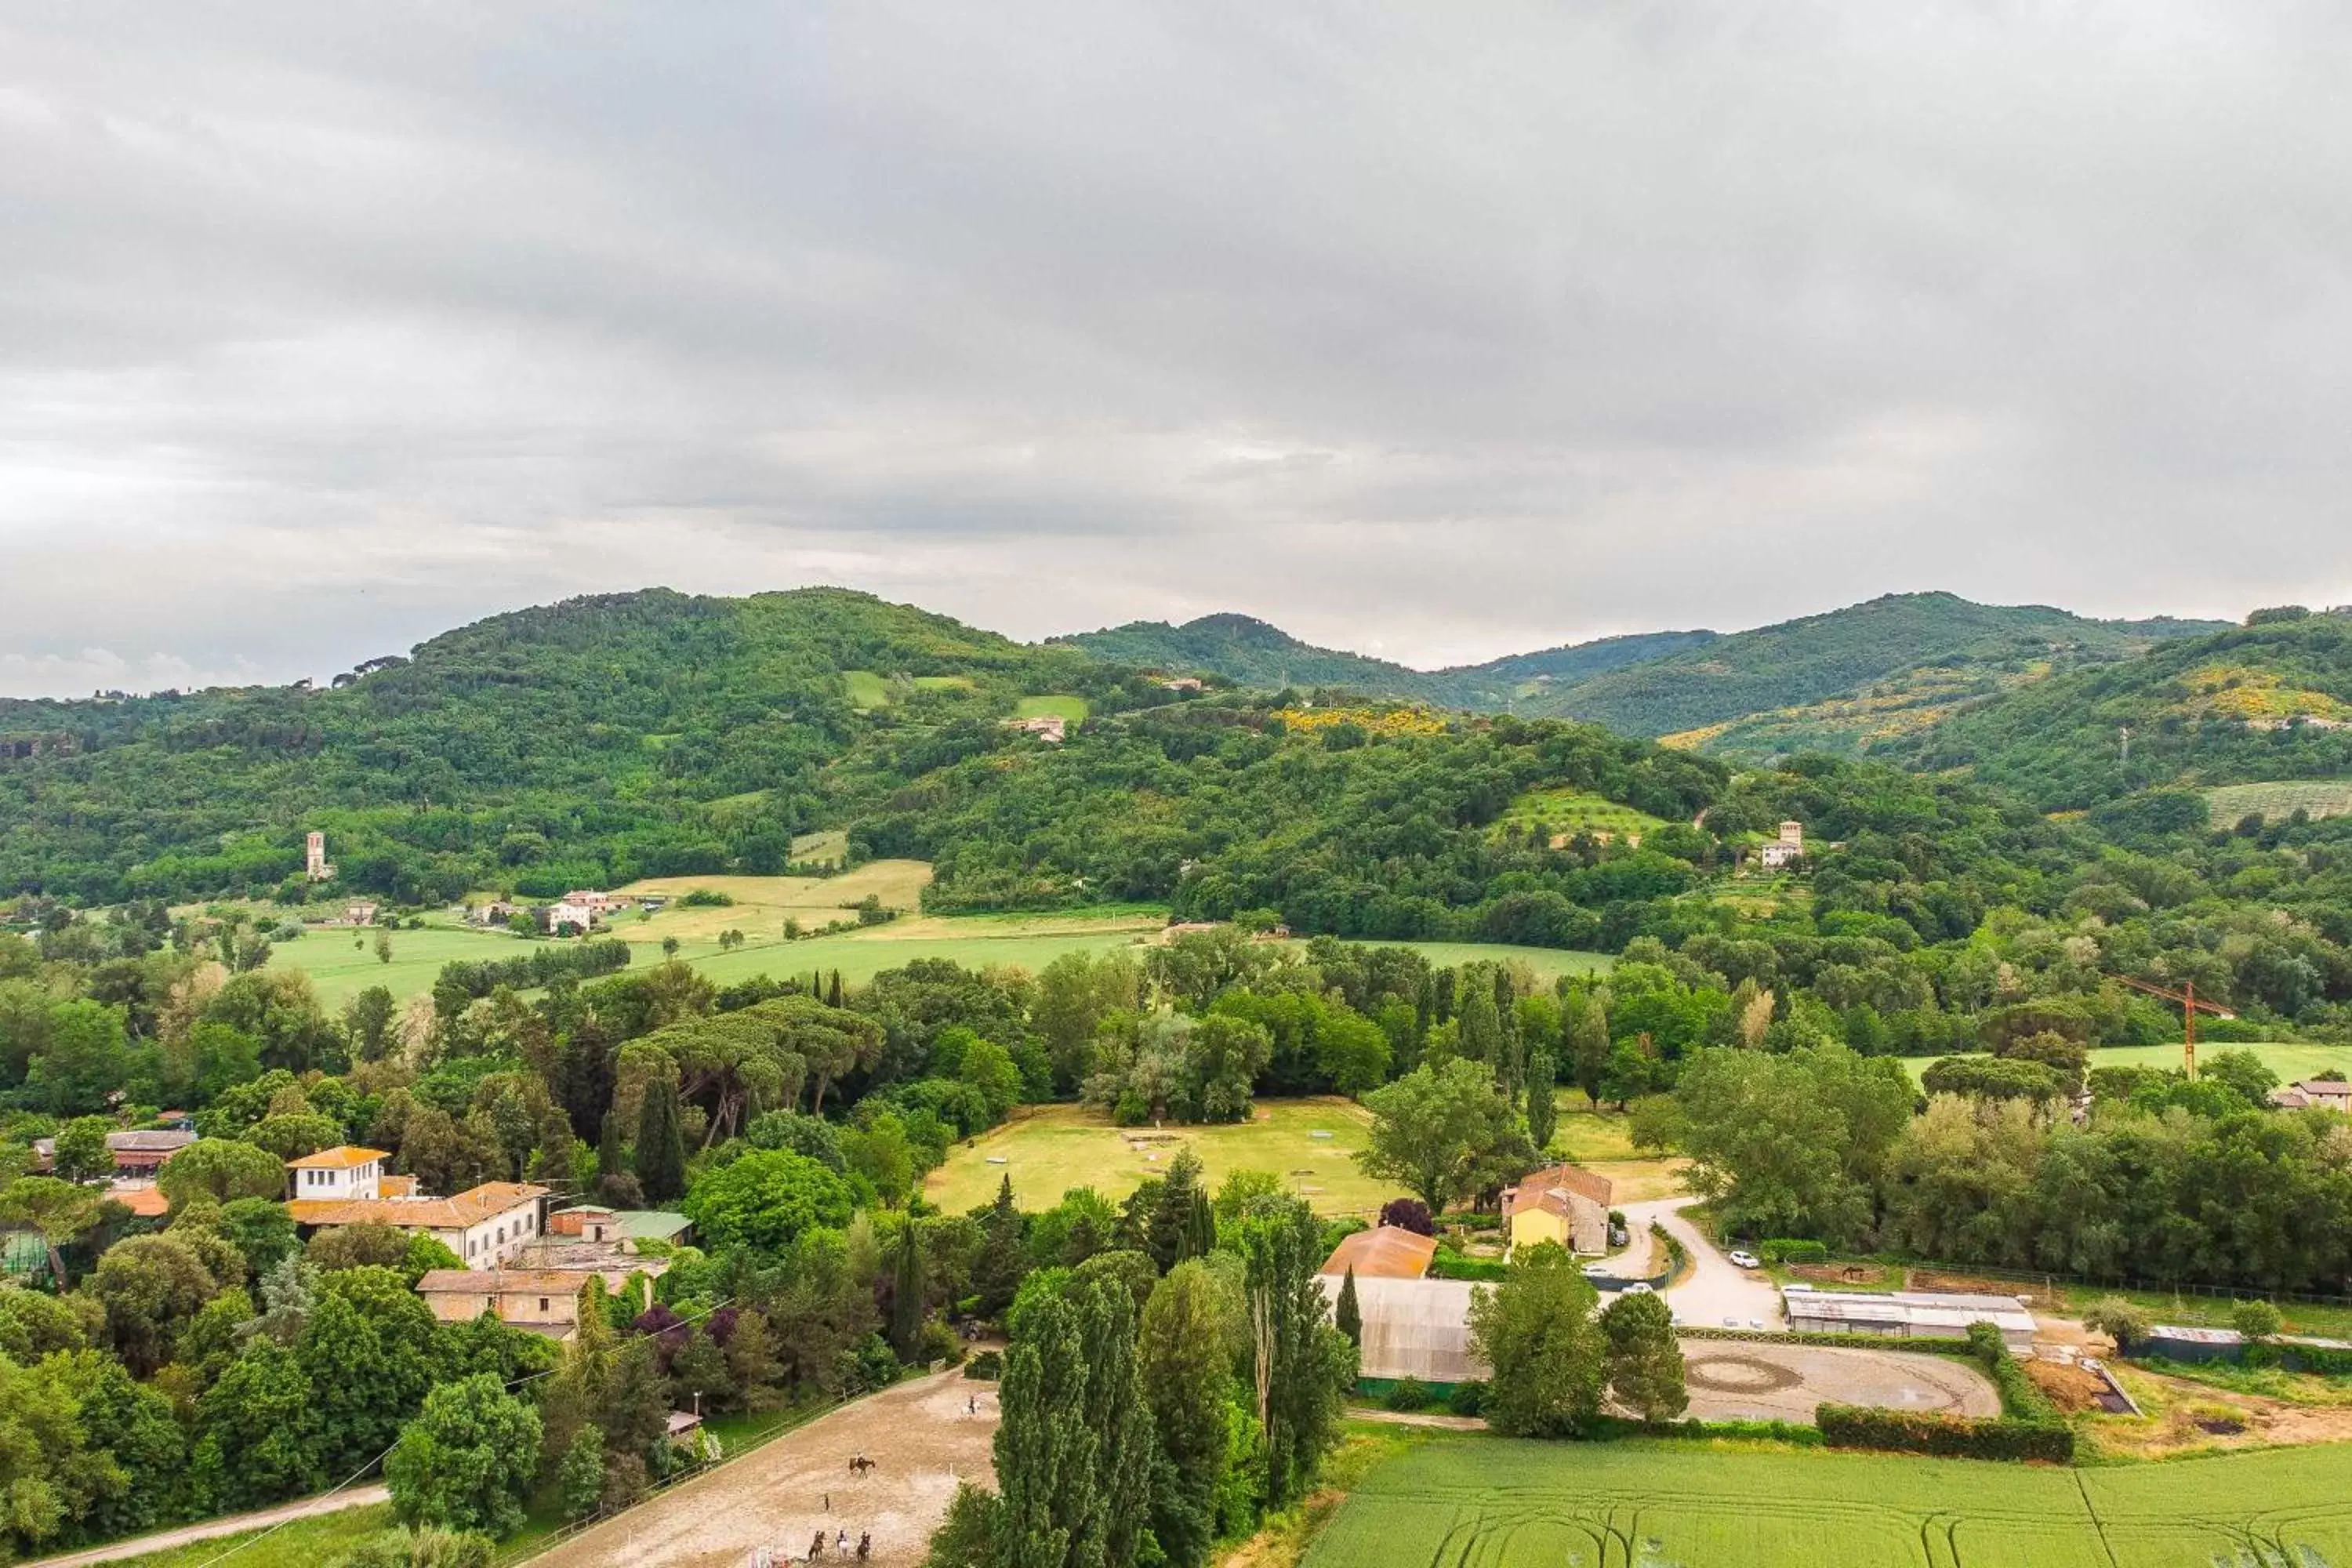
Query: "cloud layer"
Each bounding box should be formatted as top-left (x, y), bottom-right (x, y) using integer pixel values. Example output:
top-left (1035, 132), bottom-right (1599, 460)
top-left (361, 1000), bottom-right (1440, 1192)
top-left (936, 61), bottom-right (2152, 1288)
top-left (4, 2), bottom-right (2350, 694)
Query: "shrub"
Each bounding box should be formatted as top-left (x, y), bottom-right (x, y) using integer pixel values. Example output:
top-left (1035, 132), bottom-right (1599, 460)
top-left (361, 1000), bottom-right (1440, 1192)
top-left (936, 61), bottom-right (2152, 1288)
top-left (2081, 1297), bottom-right (2151, 1352)
top-left (2231, 1300), bottom-right (2283, 1344)
top-left (1384, 1377), bottom-right (1432, 1413)
top-left (676, 888), bottom-right (735, 907)
top-left (964, 1349), bottom-right (1002, 1381)
top-left (1445, 1380), bottom-right (1487, 1417)
top-left (332, 1529), bottom-right (492, 1568)
top-left (1965, 1323), bottom-right (2056, 1422)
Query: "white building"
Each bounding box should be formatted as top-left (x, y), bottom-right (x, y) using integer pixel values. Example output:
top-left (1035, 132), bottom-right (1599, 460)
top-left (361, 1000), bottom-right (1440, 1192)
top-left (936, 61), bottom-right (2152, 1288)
top-left (540, 900), bottom-right (599, 935)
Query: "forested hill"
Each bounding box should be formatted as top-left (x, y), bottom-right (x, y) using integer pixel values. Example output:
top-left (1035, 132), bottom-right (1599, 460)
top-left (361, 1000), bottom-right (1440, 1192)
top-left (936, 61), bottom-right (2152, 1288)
top-left (0, 587), bottom-right (1156, 904)
top-left (1897, 610), bottom-right (2352, 811)
top-left (1051, 614), bottom-right (1715, 709)
top-left (1060, 593), bottom-right (2227, 757)
top-left (1518, 591), bottom-right (2227, 742)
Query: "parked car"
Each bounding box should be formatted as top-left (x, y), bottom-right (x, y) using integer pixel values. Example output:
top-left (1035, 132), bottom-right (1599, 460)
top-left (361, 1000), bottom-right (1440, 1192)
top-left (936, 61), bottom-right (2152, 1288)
top-left (1726, 1249), bottom-right (1762, 1270)
top-left (1623, 1283), bottom-right (1653, 1295)
top-left (1722, 1316), bottom-right (1740, 1327)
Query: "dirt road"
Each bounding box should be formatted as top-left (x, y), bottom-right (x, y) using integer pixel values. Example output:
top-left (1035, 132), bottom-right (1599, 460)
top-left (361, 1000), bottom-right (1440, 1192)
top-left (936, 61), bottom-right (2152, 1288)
top-left (1624, 1197), bottom-right (1784, 1329)
top-left (526, 1370), bottom-right (995, 1568)
top-left (24, 1486), bottom-right (389, 1568)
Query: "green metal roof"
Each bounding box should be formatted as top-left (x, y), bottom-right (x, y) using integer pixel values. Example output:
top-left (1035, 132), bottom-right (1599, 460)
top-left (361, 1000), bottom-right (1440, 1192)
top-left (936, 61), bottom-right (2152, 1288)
top-left (612, 1210), bottom-right (690, 1240)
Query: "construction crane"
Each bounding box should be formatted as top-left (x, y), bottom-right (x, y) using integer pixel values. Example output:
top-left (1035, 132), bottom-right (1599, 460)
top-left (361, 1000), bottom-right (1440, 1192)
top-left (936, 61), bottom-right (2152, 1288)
top-left (2111, 975), bottom-right (2234, 1080)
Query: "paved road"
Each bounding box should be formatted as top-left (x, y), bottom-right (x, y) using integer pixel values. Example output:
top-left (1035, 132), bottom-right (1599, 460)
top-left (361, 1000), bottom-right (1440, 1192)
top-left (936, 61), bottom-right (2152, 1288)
top-left (24, 1486), bottom-right (390, 1568)
top-left (1623, 1197), bottom-right (1784, 1329)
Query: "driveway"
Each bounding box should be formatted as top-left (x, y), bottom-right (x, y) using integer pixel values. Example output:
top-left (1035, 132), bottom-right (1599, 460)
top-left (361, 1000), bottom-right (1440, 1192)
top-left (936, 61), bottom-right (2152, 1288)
top-left (1623, 1197), bottom-right (1783, 1329)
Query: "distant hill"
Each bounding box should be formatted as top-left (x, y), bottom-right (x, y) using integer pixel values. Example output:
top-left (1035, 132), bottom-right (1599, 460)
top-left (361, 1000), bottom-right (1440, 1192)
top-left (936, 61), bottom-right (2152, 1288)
top-left (1530, 592), bottom-right (2227, 750)
top-left (1060, 593), bottom-right (2228, 756)
top-left (1896, 612), bottom-right (2352, 811)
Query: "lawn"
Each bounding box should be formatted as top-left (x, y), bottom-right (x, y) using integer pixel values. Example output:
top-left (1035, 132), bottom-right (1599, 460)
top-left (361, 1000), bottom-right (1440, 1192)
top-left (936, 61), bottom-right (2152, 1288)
top-left (1544, 1103), bottom-right (1689, 1203)
top-left (610, 860), bottom-right (936, 942)
top-left (1303, 1435), bottom-right (2352, 1566)
top-left (95, 1503), bottom-right (394, 1568)
top-left (924, 1098), bottom-right (1403, 1216)
top-left (842, 670), bottom-right (891, 708)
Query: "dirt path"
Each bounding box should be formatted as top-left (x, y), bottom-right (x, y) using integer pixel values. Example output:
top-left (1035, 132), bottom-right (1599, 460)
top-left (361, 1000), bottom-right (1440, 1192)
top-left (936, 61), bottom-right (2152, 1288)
top-left (524, 1371), bottom-right (994, 1568)
top-left (24, 1486), bottom-right (389, 1568)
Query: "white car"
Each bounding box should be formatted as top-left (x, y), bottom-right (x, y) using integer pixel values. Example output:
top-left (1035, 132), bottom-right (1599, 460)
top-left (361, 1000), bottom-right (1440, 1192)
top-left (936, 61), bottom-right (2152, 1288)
top-left (1726, 1249), bottom-right (1762, 1270)
top-left (1623, 1283), bottom-right (1653, 1295)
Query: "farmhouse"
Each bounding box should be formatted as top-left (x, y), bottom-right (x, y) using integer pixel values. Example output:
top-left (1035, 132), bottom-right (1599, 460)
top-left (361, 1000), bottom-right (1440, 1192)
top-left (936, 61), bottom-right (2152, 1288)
top-left (1783, 1286), bottom-right (2036, 1352)
top-left (1757, 820), bottom-right (1806, 869)
top-left (539, 899), bottom-right (600, 935)
top-left (413, 1262), bottom-right (662, 1340)
top-left (284, 1145), bottom-right (550, 1269)
top-left (32, 1128), bottom-right (195, 1176)
top-left (1501, 1163), bottom-right (1613, 1257)
top-left (1320, 1225), bottom-right (1438, 1281)
top-left (1004, 713), bottom-right (1067, 743)
top-left (2271, 1078), bottom-right (2352, 1113)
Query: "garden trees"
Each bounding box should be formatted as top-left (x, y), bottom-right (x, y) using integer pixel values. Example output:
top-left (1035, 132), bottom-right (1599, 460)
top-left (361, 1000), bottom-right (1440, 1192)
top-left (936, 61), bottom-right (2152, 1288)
top-left (84, 1232), bottom-right (223, 1375)
top-left (681, 1149), bottom-right (855, 1253)
top-left (194, 1339), bottom-right (321, 1508)
top-left (1668, 1045), bottom-right (1912, 1246)
top-left (1597, 1290), bottom-right (1686, 1421)
top-left (0, 1178), bottom-right (103, 1286)
top-left (51, 1116), bottom-right (113, 1183)
top-left (1356, 1058), bottom-right (1520, 1216)
top-left (158, 1138), bottom-right (288, 1208)
top-left (2082, 1297), bottom-right (2150, 1352)
top-left (1334, 1268), bottom-right (1361, 1348)
top-left (386, 1374), bottom-right (543, 1538)
top-left (1467, 1243), bottom-right (1603, 1437)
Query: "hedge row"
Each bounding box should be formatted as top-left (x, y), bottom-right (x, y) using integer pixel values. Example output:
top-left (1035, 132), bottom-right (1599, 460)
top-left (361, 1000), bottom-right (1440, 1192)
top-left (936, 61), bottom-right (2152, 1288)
top-left (1817, 1404), bottom-right (2074, 1462)
top-left (1965, 1322), bottom-right (2059, 1421)
top-left (1759, 1239), bottom-right (1829, 1265)
top-left (1588, 1414), bottom-right (1823, 1447)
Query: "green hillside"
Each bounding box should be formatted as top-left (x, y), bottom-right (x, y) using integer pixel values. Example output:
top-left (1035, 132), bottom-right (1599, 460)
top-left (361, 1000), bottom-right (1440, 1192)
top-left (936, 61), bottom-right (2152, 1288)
top-left (1525, 591), bottom-right (2227, 745)
top-left (1900, 611), bottom-right (2352, 811)
top-left (1052, 614), bottom-right (1713, 709)
top-left (0, 587), bottom-right (1159, 905)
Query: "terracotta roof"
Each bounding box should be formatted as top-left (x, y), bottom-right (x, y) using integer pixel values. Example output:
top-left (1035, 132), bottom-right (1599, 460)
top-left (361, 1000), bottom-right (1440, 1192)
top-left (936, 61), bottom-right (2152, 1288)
top-left (107, 1185), bottom-right (170, 1218)
top-left (415, 1268), bottom-right (603, 1296)
top-left (379, 1174), bottom-right (418, 1198)
top-left (289, 1181), bottom-right (546, 1229)
top-left (287, 1145), bottom-right (390, 1171)
top-left (1318, 1225), bottom-right (1439, 1280)
top-left (1502, 1163), bottom-right (1613, 1219)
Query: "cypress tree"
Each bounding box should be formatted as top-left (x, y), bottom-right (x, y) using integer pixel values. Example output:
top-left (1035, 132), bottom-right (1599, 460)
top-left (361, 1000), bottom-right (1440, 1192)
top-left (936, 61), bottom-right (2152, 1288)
top-left (1335, 1266), bottom-right (1362, 1348)
top-left (633, 1081), bottom-right (686, 1203)
top-left (1146, 1151), bottom-right (1207, 1273)
top-left (1525, 1051), bottom-right (1557, 1154)
top-left (1139, 1262), bottom-right (1230, 1568)
top-left (889, 1217), bottom-right (927, 1359)
top-left (596, 1109), bottom-right (626, 1187)
top-left (971, 1174), bottom-right (1030, 1316)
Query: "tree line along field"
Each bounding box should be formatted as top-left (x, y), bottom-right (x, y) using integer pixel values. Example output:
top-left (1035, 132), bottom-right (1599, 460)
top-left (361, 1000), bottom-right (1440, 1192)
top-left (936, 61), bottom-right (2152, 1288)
top-left (1304, 1438), bottom-right (2352, 1567)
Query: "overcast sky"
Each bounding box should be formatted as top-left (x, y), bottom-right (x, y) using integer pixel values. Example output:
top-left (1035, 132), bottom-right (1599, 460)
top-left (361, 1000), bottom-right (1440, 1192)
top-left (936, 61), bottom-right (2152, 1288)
top-left (4, 2), bottom-right (2350, 696)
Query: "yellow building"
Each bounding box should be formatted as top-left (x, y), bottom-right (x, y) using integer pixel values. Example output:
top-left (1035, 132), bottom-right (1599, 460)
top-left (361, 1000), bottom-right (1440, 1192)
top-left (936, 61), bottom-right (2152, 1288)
top-left (1501, 1163), bottom-right (1613, 1256)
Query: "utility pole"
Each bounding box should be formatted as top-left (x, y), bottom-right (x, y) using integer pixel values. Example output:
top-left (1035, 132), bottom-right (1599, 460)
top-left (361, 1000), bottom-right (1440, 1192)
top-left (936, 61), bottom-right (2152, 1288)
top-left (2118, 725), bottom-right (2131, 766)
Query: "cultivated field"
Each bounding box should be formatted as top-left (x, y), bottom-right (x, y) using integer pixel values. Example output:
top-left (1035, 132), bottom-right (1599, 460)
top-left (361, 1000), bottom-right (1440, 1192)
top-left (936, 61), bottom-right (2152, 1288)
top-left (2205, 779), bottom-right (2352, 826)
top-left (924, 1098), bottom-right (1399, 1215)
top-left (1304, 1436), bottom-right (2352, 1567)
top-left (613, 861), bottom-right (935, 942)
top-left (1493, 786), bottom-right (1668, 841)
top-left (1905, 1040), bottom-right (2352, 1086)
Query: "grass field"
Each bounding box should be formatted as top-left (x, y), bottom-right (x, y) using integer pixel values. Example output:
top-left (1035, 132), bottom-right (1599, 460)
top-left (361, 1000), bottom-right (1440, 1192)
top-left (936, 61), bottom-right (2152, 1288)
top-left (612, 860), bottom-right (935, 942)
top-left (1304, 1436), bottom-right (2352, 1566)
top-left (1494, 786), bottom-right (1669, 842)
top-left (2205, 779), bottom-right (2352, 826)
top-left (1903, 1041), bottom-right (2352, 1085)
top-left (924, 1097), bottom-right (1403, 1215)
top-left (96, 1504), bottom-right (394, 1568)
top-left (1015, 693), bottom-right (1090, 724)
top-left (267, 924), bottom-right (530, 1007)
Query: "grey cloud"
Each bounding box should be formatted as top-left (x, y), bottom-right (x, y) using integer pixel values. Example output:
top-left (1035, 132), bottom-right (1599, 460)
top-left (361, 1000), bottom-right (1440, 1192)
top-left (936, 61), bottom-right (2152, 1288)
top-left (2, 2), bottom-right (2350, 694)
